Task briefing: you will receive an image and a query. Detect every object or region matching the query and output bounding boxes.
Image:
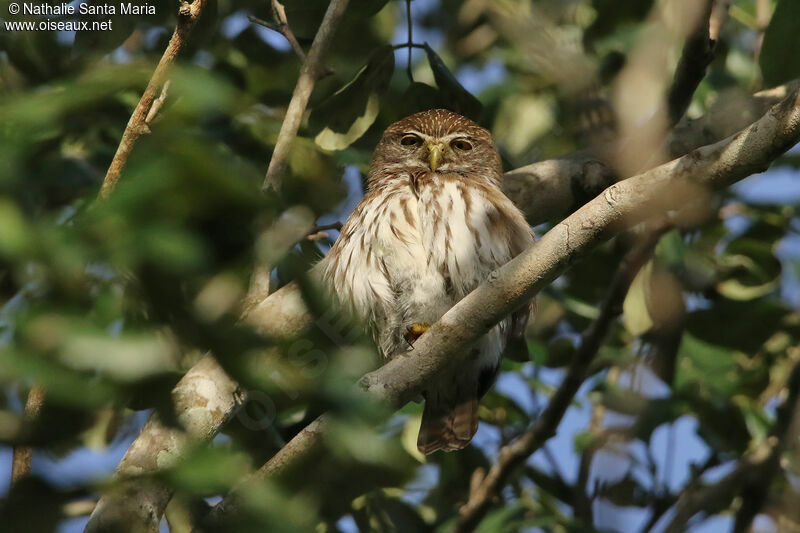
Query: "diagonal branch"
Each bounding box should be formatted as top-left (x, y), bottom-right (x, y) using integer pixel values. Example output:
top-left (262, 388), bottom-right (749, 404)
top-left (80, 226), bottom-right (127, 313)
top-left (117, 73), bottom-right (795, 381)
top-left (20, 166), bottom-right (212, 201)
top-left (10, 384), bottom-right (46, 483)
top-left (206, 86), bottom-right (800, 526)
top-left (98, 0), bottom-right (207, 199)
top-left (454, 224), bottom-right (670, 532)
top-left (248, 0), bottom-right (305, 62)
top-left (12, 0), bottom-right (207, 501)
top-left (261, 0), bottom-right (350, 191)
top-left (666, 0), bottom-right (718, 126)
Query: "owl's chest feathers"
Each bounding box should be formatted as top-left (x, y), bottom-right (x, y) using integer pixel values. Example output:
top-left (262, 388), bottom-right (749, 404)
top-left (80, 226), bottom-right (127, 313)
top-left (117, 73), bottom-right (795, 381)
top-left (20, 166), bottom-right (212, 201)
top-left (328, 174), bottom-right (517, 324)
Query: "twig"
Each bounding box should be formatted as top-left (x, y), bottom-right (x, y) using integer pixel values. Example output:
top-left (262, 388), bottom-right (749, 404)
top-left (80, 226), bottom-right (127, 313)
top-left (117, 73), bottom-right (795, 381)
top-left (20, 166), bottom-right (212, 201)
top-left (453, 225), bottom-right (669, 533)
top-left (306, 221), bottom-right (343, 241)
top-left (247, 14), bottom-right (281, 33)
top-left (98, 0), bottom-right (207, 199)
top-left (637, 453), bottom-right (720, 533)
top-left (248, 12), bottom-right (335, 78)
top-left (754, 0), bottom-right (770, 62)
top-left (666, 0), bottom-right (728, 126)
top-left (573, 367), bottom-right (618, 525)
top-left (309, 221), bottom-right (342, 234)
top-left (145, 79), bottom-right (170, 126)
top-left (662, 361), bottom-right (800, 533)
top-left (248, 0), bottom-right (306, 62)
top-left (10, 384), bottom-right (45, 483)
top-left (262, 0), bottom-right (351, 192)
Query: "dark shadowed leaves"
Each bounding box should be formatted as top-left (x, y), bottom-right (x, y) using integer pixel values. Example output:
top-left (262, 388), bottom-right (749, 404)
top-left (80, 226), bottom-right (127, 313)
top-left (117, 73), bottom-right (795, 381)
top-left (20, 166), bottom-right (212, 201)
top-left (423, 43), bottom-right (482, 120)
top-left (310, 45), bottom-right (395, 151)
top-left (760, 0), bottom-right (800, 86)
top-left (281, 0), bottom-right (391, 39)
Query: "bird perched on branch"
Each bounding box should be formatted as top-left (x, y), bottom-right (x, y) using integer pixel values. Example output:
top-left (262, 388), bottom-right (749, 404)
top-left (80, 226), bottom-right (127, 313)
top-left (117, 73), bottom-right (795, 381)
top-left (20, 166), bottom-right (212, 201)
top-left (319, 109), bottom-right (534, 454)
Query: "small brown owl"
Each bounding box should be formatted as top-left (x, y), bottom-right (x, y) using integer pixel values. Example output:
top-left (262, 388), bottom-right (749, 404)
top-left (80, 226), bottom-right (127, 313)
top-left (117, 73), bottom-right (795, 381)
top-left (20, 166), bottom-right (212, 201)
top-left (318, 109), bottom-right (533, 453)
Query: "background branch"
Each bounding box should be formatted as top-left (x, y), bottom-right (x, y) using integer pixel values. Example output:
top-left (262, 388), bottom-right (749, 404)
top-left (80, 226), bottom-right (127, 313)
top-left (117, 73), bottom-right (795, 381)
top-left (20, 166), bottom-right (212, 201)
top-left (666, 0), bottom-right (718, 126)
top-left (662, 360), bottom-right (800, 533)
top-left (98, 0), bottom-right (207, 199)
top-left (261, 0), bottom-right (350, 191)
top-left (454, 225), bottom-right (670, 532)
top-left (10, 384), bottom-right (45, 483)
top-left (248, 0), bottom-right (306, 62)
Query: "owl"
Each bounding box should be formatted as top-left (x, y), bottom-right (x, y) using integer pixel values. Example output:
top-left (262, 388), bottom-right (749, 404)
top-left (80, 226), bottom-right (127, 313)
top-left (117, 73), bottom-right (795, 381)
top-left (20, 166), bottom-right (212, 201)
top-left (317, 109), bottom-right (534, 454)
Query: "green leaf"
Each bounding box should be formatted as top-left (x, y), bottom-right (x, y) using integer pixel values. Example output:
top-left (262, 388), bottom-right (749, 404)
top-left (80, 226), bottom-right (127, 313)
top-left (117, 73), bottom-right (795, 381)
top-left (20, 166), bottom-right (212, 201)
top-left (423, 44), bottom-right (483, 119)
top-left (675, 332), bottom-right (738, 397)
top-left (623, 260), bottom-right (655, 336)
top-left (400, 415), bottom-right (425, 463)
top-left (475, 504), bottom-right (526, 533)
top-left (310, 45), bottom-right (395, 151)
top-left (396, 81), bottom-right (449, 120)
top-left (760, 0), bottom-right (800, 86)
top-left (0, 198), bottom-right (31, 257)
top-left (686, 298), bottom-right (787, 353)
top-left (165, 445), bottom-right (251, 494)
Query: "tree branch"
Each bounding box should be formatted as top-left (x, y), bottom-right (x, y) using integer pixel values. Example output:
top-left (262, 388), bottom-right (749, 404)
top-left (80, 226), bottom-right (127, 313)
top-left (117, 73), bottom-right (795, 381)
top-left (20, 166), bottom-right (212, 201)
top-left (662, 360), bottom-right (800, 533)
top-left (454, 225), bottom-right (669, 532)
top-left (248, 0), bottom-right (306, 63)
top-left (261, 0), bottom-right (350, 191)
top-left (205, 86), bottom-right (800, 527)
top-left (10, 384), bottom-right (45, 483)
top-left (84, 356), bottom-right (243, 533)
top-left (98, 0), bottom-right (207, 199)
top-left (666, 0), bottom-right (719, 126)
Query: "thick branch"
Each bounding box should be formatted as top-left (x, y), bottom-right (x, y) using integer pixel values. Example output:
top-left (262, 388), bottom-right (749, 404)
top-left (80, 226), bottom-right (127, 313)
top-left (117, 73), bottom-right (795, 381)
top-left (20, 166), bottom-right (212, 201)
top-left (84, 205), bottom-right (315, 533)
top-left (98, 0), bottom-right (206, 199)
top-left (262, 0), bottom-right (350, 191)
top-left (454, 225), bottom-right (669, 532)
top-left (84, 356), bottom-right (242, 533)
top-left (207, 87), bottom-right (800, 526)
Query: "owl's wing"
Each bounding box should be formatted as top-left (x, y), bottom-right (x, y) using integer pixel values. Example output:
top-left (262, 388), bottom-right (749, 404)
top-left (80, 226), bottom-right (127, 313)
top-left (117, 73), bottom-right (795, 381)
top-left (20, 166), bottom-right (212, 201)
top-left (505, 223), bottom-right (536, 361)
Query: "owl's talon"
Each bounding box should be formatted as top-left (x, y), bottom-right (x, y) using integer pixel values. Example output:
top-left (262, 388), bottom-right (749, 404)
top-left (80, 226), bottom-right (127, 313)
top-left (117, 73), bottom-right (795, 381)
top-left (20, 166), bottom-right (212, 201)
top-left (404, 323), bottom-right (431, 345)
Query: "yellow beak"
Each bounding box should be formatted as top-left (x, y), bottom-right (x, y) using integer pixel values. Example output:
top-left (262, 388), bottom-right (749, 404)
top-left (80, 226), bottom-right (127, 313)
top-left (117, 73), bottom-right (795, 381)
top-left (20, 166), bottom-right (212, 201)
top-left (427, 143), bottom-right (444, 172)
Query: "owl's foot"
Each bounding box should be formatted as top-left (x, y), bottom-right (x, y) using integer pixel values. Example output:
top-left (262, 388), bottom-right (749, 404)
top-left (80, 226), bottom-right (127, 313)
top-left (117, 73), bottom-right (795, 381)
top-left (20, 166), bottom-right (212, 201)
top-left (404, 323), bottom-right (431, 345)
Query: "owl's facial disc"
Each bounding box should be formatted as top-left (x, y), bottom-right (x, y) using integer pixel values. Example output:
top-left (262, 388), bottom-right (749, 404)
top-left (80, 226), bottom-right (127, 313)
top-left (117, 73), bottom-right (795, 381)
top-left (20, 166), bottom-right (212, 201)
top-left (397, 130), bottom-right (477, 173)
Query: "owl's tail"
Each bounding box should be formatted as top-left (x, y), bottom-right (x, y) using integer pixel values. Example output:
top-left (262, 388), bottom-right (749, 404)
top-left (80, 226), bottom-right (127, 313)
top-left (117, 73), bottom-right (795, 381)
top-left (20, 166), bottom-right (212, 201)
top-left (417, 393), bottom-right (479, 454)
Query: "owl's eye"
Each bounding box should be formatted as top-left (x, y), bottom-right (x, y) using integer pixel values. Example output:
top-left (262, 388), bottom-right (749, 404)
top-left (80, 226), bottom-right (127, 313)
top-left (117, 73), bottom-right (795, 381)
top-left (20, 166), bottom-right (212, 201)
top-left (400, 134), bottom-right (422, 147)
top-left (451, 139), bottom-right (473, 151)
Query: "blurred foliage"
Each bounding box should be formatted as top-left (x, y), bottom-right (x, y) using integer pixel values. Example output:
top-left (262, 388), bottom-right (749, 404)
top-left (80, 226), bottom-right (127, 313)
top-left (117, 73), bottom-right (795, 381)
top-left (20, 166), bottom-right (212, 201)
top-left (1, 0), bottom-right (800, 532)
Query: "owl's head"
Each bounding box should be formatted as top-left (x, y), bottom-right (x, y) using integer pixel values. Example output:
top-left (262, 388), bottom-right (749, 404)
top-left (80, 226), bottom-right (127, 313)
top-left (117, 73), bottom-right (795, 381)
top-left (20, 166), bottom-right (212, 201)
top-left (369, 109), bottom-right (502, 187)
